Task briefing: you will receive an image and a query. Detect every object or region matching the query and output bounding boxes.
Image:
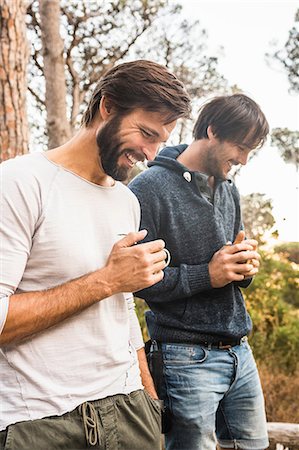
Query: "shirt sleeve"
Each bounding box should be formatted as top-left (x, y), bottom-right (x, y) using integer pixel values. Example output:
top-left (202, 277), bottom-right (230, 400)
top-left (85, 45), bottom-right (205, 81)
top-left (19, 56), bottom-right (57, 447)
top-left (0, 161), bottom-right (41, 333)
top-left (129, 177), bottom-right (211, 304)
top-left (0, 296), bottom-right (9, 334)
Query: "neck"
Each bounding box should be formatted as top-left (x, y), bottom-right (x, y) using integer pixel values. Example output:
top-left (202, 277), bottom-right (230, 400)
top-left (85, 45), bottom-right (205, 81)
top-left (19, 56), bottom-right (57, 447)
top-left (45, 126), bottom-right (115, 187)
top-left (177, 140), bottom-right (215, 189)
top-left (177, 140), bottom-right (207, 173)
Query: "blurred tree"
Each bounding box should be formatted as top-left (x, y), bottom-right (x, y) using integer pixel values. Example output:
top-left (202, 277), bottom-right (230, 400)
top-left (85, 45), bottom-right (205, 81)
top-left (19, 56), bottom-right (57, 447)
top-left (269, 8), bottom-right (299, 94)
top-left (271, 127), bottom-right (299, 167)
top-left (131, 15), bottom-right (229, 142)
top-left (0, 0), bottom-right (29, 161)
top-left (274, 242), bottom-right (299, 265)
top-left (267, 9), bottom-right (299, 175)
top-left (39, 0), bottom-right (71, 148)
top-left (26, 0), bottom-right (228, 149)
top-left (240, 193), bottom-right (276, 243)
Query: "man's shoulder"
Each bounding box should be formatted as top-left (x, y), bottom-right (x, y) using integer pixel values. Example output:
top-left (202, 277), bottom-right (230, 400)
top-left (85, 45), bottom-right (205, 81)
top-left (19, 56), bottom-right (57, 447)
top-left (2, 152), bottom-right (54, 177)
top-left (1, 152), bottom-right (59, 198)
top-left (129, 164), bottom-right (171, 189)
top-left (115, 180), bottom-right (140, 205)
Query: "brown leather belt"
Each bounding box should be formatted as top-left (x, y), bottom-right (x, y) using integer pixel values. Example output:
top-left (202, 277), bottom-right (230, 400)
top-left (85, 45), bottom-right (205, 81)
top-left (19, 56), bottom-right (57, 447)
top-left (200, 335), bottom-right (248, 349)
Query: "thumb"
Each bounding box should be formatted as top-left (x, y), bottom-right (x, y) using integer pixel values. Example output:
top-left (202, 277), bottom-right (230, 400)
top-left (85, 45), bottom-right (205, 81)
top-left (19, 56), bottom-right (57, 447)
top-left (233, 230), bottom-right (245, 244)
top-left (116, 229), bottom-right (148, 248)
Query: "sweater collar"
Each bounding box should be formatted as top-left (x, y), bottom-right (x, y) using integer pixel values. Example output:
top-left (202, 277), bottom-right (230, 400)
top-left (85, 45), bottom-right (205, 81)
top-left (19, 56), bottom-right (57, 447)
top-left (149, 144), bottom-right (233, 186)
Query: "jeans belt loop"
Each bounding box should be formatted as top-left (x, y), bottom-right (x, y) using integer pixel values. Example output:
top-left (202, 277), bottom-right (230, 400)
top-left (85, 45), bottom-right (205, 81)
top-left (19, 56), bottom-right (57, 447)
top-left (213, 335), bottom-right (247, 350)
top-left (218, 342), bottom-right (233, 350)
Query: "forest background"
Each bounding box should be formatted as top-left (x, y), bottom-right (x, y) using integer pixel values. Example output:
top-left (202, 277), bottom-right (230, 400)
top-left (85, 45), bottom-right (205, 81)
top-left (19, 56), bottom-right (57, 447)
top-left (0, 0), bottom-right (298, 423)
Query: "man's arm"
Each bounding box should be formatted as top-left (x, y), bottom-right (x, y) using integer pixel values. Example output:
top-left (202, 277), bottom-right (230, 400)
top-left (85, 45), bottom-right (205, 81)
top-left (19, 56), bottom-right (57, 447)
top-left (0, 232), bottom-right (167, 346)
top-left (137, 347), bottom-right (158, 399)
top-left (129, 180), bottom-right (259, 303)
top-left (126, 294), bottom-right (158, 399)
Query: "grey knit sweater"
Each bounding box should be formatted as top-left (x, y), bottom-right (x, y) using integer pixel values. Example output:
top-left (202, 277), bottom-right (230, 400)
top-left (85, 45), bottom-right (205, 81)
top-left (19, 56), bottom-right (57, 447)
top-left (129, 145), bottom-right (253, 344)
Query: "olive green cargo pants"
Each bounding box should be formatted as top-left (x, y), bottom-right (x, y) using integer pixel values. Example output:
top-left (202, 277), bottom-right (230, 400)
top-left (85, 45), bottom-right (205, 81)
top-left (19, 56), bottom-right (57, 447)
top-left (0, 390), bottom-right (162, 450)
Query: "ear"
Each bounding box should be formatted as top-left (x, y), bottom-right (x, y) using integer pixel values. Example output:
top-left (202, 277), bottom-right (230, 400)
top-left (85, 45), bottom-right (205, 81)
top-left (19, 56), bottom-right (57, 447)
top-left (207, 125), bottom-right (215, 140)
top-left (99, 96), bottom-right (113, 120)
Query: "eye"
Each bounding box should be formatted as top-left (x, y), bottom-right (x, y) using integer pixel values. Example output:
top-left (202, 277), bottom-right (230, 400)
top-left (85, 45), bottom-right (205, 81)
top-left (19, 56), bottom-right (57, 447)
top-left (140, 128), bottom-right (157, 143)
top-left (140, 128), bottom-right (152, 138)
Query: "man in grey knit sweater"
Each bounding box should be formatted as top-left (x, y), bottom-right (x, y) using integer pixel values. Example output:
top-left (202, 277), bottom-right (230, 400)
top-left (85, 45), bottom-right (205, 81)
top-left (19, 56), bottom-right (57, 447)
top-left (129, 94), bottom-right (270, 450)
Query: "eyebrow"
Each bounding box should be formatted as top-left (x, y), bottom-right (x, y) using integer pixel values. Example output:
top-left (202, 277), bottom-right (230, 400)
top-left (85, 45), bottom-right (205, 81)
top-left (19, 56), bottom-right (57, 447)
top-left (238, 143), bottom-right (251, 150)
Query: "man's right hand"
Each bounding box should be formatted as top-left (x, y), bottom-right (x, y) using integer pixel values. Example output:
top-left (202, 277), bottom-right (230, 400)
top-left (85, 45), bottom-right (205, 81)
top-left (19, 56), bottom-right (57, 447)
top-left (100, 230), bottom-right (168, 296)
top-left (208, 238), bottom-right (260, 288)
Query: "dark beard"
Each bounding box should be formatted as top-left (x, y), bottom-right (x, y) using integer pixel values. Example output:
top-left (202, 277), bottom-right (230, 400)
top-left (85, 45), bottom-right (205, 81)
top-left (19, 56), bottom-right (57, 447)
top-left (96, 114), bottom-right (129, 182)
top-left (206, 147), bottom-right (226, 180)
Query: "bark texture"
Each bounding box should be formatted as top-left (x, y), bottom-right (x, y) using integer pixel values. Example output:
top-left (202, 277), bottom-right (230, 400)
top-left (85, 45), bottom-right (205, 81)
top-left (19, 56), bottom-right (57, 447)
top-left (39, 0), bottom-right (71, 149)
top-left (0, 0), bottom-right (29, 161)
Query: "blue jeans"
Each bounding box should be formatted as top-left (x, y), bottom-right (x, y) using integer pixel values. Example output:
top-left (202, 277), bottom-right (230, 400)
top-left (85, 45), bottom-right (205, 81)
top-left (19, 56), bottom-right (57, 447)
top-left (161, 340), bottom-right (269, 450)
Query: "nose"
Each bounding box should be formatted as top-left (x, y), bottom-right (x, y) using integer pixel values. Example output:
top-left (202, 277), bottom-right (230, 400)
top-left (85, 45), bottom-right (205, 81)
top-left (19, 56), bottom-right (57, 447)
top-left (238, 150), bottom-right (249, 166)
top-left (142, 142), bottom-right (161, 161)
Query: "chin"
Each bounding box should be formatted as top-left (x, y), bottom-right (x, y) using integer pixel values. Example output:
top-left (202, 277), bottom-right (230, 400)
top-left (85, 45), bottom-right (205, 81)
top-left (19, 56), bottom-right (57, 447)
top-left (113, 168), bottom-right (131, 182)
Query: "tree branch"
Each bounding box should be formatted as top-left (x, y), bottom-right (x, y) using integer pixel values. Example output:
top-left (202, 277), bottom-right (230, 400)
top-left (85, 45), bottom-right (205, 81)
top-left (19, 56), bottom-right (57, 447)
top-left (28, 85), bottom-right (45, 108)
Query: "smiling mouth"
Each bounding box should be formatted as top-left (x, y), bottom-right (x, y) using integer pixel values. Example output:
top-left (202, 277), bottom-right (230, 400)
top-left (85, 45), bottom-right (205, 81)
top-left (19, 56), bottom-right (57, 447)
top-left (125, 151), bottom-right (144, 167)
top-left (227, 160), bottom-right (238, 171)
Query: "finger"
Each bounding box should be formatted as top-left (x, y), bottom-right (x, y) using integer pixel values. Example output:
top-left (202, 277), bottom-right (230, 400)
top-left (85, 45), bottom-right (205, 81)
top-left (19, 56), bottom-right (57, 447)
top-left (233, 230), bottom-right (245, 244)
top-left (234, 262), bottom-right (254, 273)
top-left (116, 230), bottom-right (148, 248)
top-left (153, 259), bottom-right (169, 273)
top-left (243, 267), bottom-right (259, 278)
top-left (150, 249), bottom-right (170, 266)
top-left (250, 258), bottom-right (260, 268)
top-left (232, 273), bottom-right (246, 282)
top-left (245, 238), bottom-right (258, 249)
top-left (231, 250), bottom-right (259, 264)
top-left (138, 239), bottom-right (166, 254)
top-left (152, 270), bottom-right (165, 284)
top-left (224, 242), bottom-right (254, 254)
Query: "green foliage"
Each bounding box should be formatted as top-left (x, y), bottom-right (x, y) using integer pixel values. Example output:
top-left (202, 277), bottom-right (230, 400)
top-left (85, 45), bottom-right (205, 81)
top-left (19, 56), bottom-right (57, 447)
top-left (240, 193), bottom-right (276, 243)
top-left (274, 241), bottom-right (299, 264)
top-left (134, 297), bottom-right (150, 341)
top-left (244, 250), bottom-right (299, 372)
top-left (271, 127), bottom-right (299, 166)
top-left (268, 8), bottom-right (299, 93)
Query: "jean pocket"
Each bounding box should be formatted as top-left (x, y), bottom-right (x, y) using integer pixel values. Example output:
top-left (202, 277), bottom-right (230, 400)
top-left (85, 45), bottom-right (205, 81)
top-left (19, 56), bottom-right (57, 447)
top-left (162, 343), bottom-right (208, 365)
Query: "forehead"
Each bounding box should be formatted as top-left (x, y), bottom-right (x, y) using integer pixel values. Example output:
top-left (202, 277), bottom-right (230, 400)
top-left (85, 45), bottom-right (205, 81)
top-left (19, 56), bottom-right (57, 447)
top-left (233, 127), bottom-right (261, 149)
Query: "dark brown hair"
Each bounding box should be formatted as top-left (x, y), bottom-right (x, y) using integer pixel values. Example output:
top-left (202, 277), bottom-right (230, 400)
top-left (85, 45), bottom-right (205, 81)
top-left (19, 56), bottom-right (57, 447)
top-left (193, 94), bottom-right (269, 149)
top-left (81, 60), bottom-right (191, 127)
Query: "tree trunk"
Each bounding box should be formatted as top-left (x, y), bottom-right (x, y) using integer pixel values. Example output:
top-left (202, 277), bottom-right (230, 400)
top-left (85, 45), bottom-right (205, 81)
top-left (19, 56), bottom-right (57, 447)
top-left (0, 0), bottom-right (29, 161)
top-left (39, 0), bottom-right (71, 149)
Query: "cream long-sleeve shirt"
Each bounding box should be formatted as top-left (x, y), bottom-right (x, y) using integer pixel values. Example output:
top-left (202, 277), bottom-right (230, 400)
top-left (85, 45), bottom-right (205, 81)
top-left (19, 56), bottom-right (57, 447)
top-left (0, 153), bottom-right (144, 430)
